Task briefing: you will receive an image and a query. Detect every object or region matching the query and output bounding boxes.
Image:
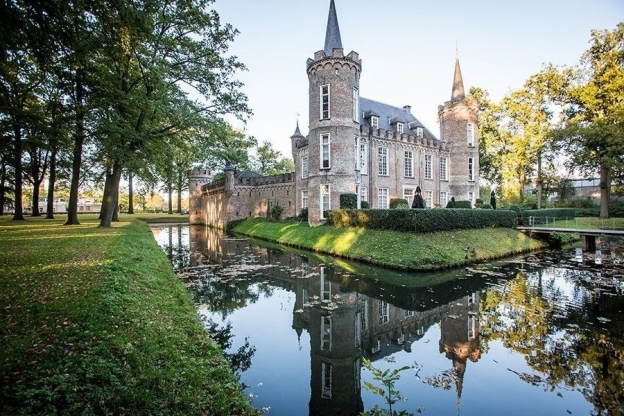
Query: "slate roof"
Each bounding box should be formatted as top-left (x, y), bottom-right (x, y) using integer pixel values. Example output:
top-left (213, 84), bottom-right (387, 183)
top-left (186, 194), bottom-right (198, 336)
top-left (359, 97), bottom-right (438, 140)
top-left (323, 0), bottom-right (342, 56)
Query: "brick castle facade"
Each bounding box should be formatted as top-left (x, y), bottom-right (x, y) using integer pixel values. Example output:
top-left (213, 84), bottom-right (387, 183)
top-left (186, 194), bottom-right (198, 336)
top-left (189, 0), bottom-right (479, 227)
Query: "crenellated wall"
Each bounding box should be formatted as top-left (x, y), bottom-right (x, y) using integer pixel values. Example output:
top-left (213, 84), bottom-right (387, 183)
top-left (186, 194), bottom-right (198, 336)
top-left (189, 171), bottom-right (296, 228)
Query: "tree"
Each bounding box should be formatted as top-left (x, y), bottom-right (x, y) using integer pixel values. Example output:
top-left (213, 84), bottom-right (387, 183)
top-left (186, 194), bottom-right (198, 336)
top-left (549, 22), bottom-right (624, 218)
top-left (253, 140), bottom-right (295, 176)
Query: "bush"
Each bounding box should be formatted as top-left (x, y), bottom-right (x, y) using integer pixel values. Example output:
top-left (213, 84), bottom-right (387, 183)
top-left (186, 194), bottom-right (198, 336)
top-left (361, 201), bottom-right (370, 209)
top-left (447, 200), bottom-right (471, 209)
top-left (340, 193), bottom-right (358, 209)
top-left (481, 204), bottom-right (492, 209)
top-left (270, 204), bottom-right (283, 221)
top-left (298, 208), bottom-right (308, 221)
top-left (326, 208), bottom-right (517, 233)
top-left (390, 198), bottom-right (409, 209)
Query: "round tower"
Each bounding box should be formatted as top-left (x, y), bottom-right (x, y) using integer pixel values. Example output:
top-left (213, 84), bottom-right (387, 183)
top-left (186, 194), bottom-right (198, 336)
top-left (305, 0), bottom-right (362, 225)
top-left (188, 168), bottom-right (213, 224)
top-left (438, 56), bottom-right (479, 206)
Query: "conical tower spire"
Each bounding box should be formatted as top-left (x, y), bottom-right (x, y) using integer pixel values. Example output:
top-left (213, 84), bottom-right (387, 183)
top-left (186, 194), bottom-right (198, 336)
top-left (323, 0), bottom-right (342, 56)
top-left (451, 56), bottom-right (465, 103)
top-left (290, 120), bottom-right (305, 139)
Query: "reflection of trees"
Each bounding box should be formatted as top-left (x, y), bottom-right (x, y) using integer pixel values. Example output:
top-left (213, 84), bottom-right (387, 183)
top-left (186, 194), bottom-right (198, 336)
top-left (200, 317), bottom-right (256, 379)
top-left (191, 278), bottom-right (260, 319)
top-left (480, 270), bottom-right (624, 415)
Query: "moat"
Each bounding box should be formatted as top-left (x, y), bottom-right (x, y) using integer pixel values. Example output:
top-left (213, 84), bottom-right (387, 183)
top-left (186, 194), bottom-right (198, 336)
top-left (153, 224), bottom-right (624, 416)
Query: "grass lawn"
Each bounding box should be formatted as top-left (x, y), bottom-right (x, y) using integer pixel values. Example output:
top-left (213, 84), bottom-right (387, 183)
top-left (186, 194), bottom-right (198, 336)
top-left (0, 214), bottom-right (255, 415)
top-left (232, 218), bottom-right (551, 271)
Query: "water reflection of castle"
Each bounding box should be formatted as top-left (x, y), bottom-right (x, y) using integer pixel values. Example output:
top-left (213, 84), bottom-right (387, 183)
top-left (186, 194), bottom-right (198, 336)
top-left (189, 226), bottom-right (481, 415)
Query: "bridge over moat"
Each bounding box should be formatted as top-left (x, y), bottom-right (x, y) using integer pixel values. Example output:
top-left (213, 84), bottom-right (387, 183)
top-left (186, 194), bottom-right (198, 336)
top-left (517, 226), bottom-right (624, 251)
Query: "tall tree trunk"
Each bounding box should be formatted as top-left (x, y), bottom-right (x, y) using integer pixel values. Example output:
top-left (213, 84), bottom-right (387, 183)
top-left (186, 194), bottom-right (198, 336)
top-left (65, 75), bottom-right (85, 225)
top-left (168, 181), bottom-right (173, 214)
top-left (12, 123), bottom-right (24, 221)
top-left (46, 147), bottom-right (57, 219)
top-left (536, 153), bottom-right (542, 209)
top-left (600, 164), bottom-right (610, 219)
top-left (0, 161), bottom-right (6, 216)
top-left (31, 180), bottom-right (41, 216)
top-left (112, 190), bottom-right (119, 222)
top-left (127, 171), bottom-right (134, 214)
top-left (177, 170), bottom-right (182, 213)
top-left (100, 160), bottom-right (123, 227)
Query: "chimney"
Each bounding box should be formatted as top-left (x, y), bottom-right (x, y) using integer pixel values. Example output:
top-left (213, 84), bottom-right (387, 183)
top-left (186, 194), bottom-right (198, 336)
top-left (403, 105), bottom-right (411, 114)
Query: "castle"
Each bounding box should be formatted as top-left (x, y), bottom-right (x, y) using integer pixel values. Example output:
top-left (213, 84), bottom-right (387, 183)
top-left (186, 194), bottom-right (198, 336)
top-left (189, 0), bottom-right (479, 227)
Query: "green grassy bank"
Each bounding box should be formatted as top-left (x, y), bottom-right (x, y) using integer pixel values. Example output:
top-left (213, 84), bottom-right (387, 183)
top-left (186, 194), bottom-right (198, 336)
top-left (232, 218), bottom-right (551, 271)
top-left (0, 214), bottom-right (255, 415)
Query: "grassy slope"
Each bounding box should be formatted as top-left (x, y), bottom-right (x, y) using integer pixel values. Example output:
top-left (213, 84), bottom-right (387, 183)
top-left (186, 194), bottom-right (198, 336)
top-left (232, 218), bottom-right (550, 271)
top-left (0, 214), bottom-right (255, 415)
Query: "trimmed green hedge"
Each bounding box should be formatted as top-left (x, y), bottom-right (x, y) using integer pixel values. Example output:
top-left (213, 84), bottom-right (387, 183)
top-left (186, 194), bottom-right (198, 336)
top-left (390, 198), bottom-right (409, 209)
top-left (327, 208), bottom-right (517, 233)
top-left (340, 193), bottom-right (358, 209)
top-left (446, 200), bottom-right (472, 209)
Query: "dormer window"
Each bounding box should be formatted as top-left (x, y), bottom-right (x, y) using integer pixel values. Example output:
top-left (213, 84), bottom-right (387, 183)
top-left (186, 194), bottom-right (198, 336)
top-left (416, 127), bottom-right (423, 138)
top-left (371, 116), bottom-right (379, 129)
top-left (397, 122), bottom-right (404, 134)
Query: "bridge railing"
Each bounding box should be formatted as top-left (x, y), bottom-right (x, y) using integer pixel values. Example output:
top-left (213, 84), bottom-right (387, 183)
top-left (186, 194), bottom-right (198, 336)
top-left (526, 216), bottom-right (620, 230)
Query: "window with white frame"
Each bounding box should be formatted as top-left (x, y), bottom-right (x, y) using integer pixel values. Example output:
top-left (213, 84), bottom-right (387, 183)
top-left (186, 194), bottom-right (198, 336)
top-left (355, 312), bottom-right (361, 347)
top-left (440, 191), bottom-right (448, 208)
top-left (302, 190), bottom-right (308, 209)
top-left (440, 156), bottom-right (448, 181)
top-left (354, 136), bottom-right (360, 170)
top-left (468, 191), bottom-right (474, 207)
top-left (321, 134), bottom-right (330, 169)
top-left (378, 300), bottom-right (389, 325)
top-left (405, 310), bottom-right (414, 317)
top-left (359, 143), bottom-right (368, 174)
top-left (468, 157), bottom-right (475, 181)
top-left (397, 122), bottom-right (404, 134)
top-left (353, 88), bottom-right (359, 122)
top-left (321, 315), bottom-right (332, 351)
top-left (320, 85), bottom-right (330, 119)
top-left (321, 184), bottom-right (330, 218)
top-left (468, 314), bottom-right (476, 339)
top-left (371, 116), bottom-right (379, 129)
top-left (321, 267), bottom-right (331, 302)
top-left (404, 151), bottom-right (414, 178)
top-left (378, 147), bottom-right (388, 176)
top-left (467, 123), bottom-right (475, 146)
top-left (424, 154), bottom-right (432, 179)
top-left (378, 188), bottom-right (389, 209)
top-left (403, 186), bottom-right (416, 206)
top-left (301, 155), bottom-right (308, 178)
top-left (416, 127), bottom-right (424, 138)
top-left (424, 190), bottom-right (433, 208)
top-left (360, 300), bottom-right (369, 330)
top-left (321, 362), bottom-right (332, 399)
top-left (360, 186), bottom-right (368, 204)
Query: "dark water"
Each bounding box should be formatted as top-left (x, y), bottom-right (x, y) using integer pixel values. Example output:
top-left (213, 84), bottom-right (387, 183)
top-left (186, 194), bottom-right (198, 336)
top-left (152, 225), bottom-right (624, 416)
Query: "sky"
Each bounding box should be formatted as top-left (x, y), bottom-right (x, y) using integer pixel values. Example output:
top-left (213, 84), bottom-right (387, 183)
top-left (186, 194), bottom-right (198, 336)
top-left (210, 0), bottom-right (623, 158)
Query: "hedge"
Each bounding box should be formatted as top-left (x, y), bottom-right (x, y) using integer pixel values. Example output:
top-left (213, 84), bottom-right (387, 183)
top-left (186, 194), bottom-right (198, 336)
top-left (446, 200), bottom-right (472, 209)
top-left (522, 208), bottom-right (576, 220)
top-left (390, 198), bottom-right (409, 209)
top-left (327, 208), bottom-right (517, 233)
top-left (340, 193), bottom-right (358, 209)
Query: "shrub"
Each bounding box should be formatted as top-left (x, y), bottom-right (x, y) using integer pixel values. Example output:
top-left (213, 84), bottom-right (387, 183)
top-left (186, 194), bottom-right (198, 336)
top-left (481, 204), bottom-right (492, 209)
top-left (523, 208), bottom-right (576, 220)
top-left (270, 204), bottom-right (283, 221)
top-left (447, 200), bottom-right (471, 209)
top-left (390, 198), bottom-right (409, 209)
top-left (361, 201), bottom-right (370, 209)
top-left (326, 208), bottom-right (517, 233)
top-left (298, 208), bottom-right (308, 221)
top-left (340, 193), bottom-right (358, 209)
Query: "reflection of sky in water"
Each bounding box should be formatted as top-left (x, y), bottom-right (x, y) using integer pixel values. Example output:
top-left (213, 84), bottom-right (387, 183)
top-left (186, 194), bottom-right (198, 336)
top-left (153, 225), bottom-right (623, 416)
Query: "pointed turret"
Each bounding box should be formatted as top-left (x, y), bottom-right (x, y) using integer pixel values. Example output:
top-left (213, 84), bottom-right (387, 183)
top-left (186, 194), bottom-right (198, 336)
top-left (451, 57), bottom-right (465, 103)
top-left (290, 120), bottom-right (305, 140)
top-left (323, 0), bottom-right (342, 56)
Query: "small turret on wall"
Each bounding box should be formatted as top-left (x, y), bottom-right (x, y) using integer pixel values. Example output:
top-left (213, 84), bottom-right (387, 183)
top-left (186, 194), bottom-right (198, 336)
top-left (188, 168), bottom-right (213, 225)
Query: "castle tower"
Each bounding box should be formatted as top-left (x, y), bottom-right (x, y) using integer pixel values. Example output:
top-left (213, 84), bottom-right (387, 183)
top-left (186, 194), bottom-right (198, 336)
top-left (188, 168), bottom-right (213, 225)
top-left (438, 55), bottom-right (479, 206)
top-left (305, 0), bottom-right (362, 225)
